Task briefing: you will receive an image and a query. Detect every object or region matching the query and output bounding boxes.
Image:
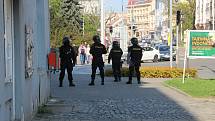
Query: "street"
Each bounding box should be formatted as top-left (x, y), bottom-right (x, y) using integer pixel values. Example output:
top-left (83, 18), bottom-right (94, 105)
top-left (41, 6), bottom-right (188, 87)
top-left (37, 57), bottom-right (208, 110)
top-left (32, 64), bottom-right (215, 121)
top-left (141, 47), bottom-right (215, 79)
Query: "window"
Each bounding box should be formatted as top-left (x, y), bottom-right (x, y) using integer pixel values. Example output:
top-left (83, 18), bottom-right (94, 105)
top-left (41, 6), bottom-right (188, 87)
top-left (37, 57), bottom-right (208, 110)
top-left (4, 0), bottom-right (14, 82)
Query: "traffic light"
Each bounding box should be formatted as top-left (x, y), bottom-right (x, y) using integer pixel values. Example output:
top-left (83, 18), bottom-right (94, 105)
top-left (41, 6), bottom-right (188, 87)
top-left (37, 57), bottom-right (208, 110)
top-left (79, 20), bottom-right (84, 31)
top-left (176, 10), bottom-right (181, 25)
top-left (109, 26), bottom-right (113, 34)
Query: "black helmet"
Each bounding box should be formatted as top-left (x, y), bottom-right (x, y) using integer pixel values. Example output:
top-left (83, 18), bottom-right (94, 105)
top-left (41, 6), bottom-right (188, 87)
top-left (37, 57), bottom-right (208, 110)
top-left (130, 37), bottom-right (138, 45)
top-left (112, 41), bottom-right (119, 48)
top-left (63, 36), bottom-right (70, 46)
top-left (93, 35), bottom-right (101, 43)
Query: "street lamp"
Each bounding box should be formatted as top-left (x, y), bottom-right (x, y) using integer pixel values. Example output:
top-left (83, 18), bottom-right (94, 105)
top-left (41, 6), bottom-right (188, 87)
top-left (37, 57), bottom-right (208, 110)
top-left (100, 0), bottom-right (105, 44)
top-left (170, 0), bottom-right (173, 68)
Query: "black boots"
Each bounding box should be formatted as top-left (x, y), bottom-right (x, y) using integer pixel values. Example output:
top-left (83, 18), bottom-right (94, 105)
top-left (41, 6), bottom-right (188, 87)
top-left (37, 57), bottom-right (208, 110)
top-left (69, 82), bottom-right (75, 87)
top-left (89, 80), bottom-right (95, 86)
top-left (69, 80), bottom-right (75, 87)
top-left (59, 81), bottom-right (63, 87)
top-left (114, 76), bottom-right (121, 82)
top-left (101, 80), bottom-right (104, 85)
top-left (59, 80), bottom-right (75, 87)
top-left (114, 76), bottom-right (118, 82)
top-left (126, 80), bottom-right (132, 84)
top-left (59, 80), bottom-right (63, 87)
top-left (126, 80), bottom-right (141, 84)
top-left (89, 79), bottom-right (104, 86)
top-left (101, 78), bottom-right (104, 85)
top-left (118, 77), bottom-right (121, 82)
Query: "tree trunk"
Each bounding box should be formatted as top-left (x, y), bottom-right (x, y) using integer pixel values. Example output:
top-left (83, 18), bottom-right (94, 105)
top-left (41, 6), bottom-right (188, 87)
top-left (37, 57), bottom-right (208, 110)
top-left (192, 9), bottom-right (196, 30)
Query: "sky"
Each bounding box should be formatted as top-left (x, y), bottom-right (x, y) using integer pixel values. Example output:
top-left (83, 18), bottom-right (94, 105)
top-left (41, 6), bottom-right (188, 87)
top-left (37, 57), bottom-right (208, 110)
top-left (104, 0), bottom-right (126, 12)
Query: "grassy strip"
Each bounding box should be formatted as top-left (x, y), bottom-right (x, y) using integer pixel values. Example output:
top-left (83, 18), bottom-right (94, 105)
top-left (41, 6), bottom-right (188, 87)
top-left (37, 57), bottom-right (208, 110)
top-left (165, 78), bottom-right (215, 98)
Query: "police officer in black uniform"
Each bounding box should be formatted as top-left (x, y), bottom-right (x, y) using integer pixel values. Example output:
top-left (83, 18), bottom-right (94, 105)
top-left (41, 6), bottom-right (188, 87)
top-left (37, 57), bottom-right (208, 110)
top-left (89, 35), bottom-right (107, 86)
top-left (108, 41), bottom-right (123, 82)
top-left (126, 37), bottom-right (143, 84)
top-left (59, 37), bottom-right (76, 87)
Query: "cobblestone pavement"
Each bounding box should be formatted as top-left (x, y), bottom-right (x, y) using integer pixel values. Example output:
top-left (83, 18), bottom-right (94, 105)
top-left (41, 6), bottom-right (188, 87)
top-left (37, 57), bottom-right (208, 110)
top-left (33, 66), bottom-right (215, 121)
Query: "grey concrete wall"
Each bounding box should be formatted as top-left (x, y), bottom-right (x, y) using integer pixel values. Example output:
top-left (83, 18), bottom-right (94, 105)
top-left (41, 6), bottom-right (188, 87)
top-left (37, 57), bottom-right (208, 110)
top-left (0, 0), bottom-right (13, 120)
top-left (17, 0), bottom-right (50, 120)
top-left (0, 0), bottom-right (50, 121)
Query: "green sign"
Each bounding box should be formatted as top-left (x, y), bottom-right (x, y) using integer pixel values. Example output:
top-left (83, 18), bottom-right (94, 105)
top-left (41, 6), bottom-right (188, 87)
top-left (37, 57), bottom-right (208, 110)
top-left (189, 31), bottom-right (215, 57)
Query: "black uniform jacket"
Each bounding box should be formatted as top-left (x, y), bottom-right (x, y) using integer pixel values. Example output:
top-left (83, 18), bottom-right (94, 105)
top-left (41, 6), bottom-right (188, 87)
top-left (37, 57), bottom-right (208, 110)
top-left (90, 43), bottom-right (107, 64)
top-left (59, 45), bottom-right (76, 64)
top-left (128, 45), bottom-right (143, 66)
top-left (108, 47), bottom-right (123, 64)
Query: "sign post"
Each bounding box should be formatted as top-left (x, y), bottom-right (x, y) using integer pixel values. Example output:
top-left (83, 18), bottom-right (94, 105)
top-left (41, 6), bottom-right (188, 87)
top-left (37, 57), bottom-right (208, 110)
top-left (183, 30), bottom-right (215, 83)
top-left (188, 30), bottom-right (215, 58)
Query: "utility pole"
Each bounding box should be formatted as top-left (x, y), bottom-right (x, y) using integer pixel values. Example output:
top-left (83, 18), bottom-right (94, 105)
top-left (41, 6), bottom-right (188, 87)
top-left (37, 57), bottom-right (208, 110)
top-left (121, 0), bottom-right (125, 51)
top-left (170, 0), bottom-right (173, 68)
top-left (176, 10), bottom-right (181, 67)
top-left (181, 21), bottom-right (183, 42)
top-left (83, 16), bottom-right (85, 37)
top-left (213, 0), bottom-right (215, 30)
top-left (131, 1), bottom-right (134, 38)
top-left (100, 0), bottom-right (105, 44)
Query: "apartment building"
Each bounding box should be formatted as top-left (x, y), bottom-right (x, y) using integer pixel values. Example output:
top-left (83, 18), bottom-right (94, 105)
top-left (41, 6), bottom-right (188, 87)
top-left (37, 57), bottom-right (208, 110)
top-left (80, 0), bottom-right (100, 15)
top-left (106, 13), bottom-right (129, 51)
top-left (195, 0), bottom-right (215, 30)
top-left (127, 0), bottom-right (156, 39)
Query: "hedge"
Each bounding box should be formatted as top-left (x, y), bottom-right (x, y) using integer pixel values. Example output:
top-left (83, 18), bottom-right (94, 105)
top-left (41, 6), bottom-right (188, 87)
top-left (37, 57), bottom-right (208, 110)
top-left (105, 67), bottom-right (197, 78)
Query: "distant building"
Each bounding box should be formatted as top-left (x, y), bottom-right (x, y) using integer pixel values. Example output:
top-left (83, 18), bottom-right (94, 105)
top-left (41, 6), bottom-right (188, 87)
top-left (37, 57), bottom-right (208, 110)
top-left (80, 0), bottom-right (100, 15)
top-left (0, 0), bottom-right (50, 121)
top-left (155, 0), bottom-right (168, 41)
top-left (195, 0), bottom-right (215, 30)
top-left (105, 13), bottom-right (129, 52)
top-left (127, 0), bottom-right (158, 40)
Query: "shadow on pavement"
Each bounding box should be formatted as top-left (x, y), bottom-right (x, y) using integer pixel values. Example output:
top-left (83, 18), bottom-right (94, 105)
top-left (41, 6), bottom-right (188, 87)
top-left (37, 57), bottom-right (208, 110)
top-left (43, 73), bottom-right (200, 121)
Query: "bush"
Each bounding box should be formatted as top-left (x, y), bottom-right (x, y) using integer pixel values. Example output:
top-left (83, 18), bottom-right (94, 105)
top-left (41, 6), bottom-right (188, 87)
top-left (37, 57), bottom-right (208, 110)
top-left (105, 67), bottom-right (197, 78)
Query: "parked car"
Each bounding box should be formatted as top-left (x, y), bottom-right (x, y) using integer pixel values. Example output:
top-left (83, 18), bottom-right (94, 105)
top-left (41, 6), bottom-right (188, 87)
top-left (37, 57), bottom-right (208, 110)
top-left (155, 45), bottom-right (176, 61)
top-left (121, 47), bottom-right (160, 63)
top-left (142, 47), bottom-right (160, 62)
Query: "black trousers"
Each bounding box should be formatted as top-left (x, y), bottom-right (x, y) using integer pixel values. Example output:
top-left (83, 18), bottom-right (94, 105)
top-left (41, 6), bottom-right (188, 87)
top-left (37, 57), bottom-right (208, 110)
top-left (59, 62), bottom-right (73, 83)
top-left (91, 62), bottom-right (104, 82)
top-left (112, 63), bottom-right (121, 80)
top-left (128, 65), bottom-right (140, 82)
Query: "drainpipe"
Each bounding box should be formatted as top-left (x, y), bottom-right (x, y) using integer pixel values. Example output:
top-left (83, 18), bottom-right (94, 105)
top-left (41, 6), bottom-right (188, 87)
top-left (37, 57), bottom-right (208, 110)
top-left (12, 33), bottom-right (16, 121)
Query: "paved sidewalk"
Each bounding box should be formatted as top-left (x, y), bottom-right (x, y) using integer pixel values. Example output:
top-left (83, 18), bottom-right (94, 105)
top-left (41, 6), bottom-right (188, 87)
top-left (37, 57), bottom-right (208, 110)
top-left (32, 67), bottom-right (215, 121)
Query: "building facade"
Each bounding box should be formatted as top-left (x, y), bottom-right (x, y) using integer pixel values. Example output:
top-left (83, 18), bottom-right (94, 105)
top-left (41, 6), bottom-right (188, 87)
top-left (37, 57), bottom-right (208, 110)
top-left (127, 0), bottom-right (156, 39)
top-left (106, 13), bottom-right (128, 52)
top-left (80, 0), bottom-right (100, 15)
top-left (155, 0), bottom-right (169, 41)
top-left (0, 0), bottom-right (50, 121)
top-left (195, 0), bottom-right (215, 30)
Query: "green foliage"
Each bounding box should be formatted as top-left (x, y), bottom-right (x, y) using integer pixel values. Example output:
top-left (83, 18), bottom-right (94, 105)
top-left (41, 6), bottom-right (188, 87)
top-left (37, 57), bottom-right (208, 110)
top-left (61, 0), bottom-right (82, 30)
top-left (49, 0), bottom-right (100, 48)
top-left (165, 78), bottom-right (215, 98)
top-left (105, 67), bottom-right (197, 78)
top-left (174, 0), bottom-right (196, 30)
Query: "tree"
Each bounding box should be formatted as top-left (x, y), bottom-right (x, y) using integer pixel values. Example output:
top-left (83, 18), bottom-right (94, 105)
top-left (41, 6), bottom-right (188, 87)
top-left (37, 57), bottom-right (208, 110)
top-left (174, 2), bottom-right (195, 31)
top-left (49, 0), bottom-right (63, 48)
top-left (61, 0), bottom-right (83, 32)
top-left (185, 0), bottom-right (196, 30)
top-left (49, 0), bottom-right (100, 47)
